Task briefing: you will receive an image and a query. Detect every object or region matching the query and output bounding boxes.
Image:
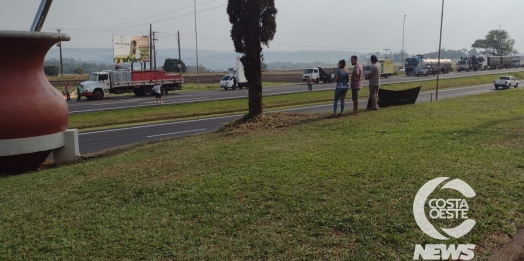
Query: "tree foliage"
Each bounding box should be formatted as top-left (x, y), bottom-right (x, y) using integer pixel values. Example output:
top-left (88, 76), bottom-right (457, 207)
top-left (43, 65), bottom-right (59, 76)
top-left (44, 58), bottom-right (114, 74)
top-left (163, 58), bottom-right (187, 73)
top-left (472, 30), bottom-right (518, 56)
top-left (73, 68), bottom-right (85, 74)
top-left (227, 0), bottom-right (277, 117)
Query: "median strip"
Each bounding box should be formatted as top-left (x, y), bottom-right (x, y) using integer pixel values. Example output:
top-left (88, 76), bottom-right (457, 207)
top-left (68, 72), bottom-right (524, 131)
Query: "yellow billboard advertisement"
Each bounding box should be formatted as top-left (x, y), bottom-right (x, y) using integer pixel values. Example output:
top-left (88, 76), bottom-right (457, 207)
top-left (113, 35), bottom-right (150, 63)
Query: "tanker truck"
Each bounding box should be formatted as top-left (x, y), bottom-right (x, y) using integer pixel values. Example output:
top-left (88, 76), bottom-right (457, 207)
top-left (404, 55), bottom-right (452, 76)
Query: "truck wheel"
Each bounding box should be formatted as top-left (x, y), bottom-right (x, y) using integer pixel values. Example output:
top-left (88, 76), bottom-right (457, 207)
top-left (93, 89), bottom-right (104, 100)
top-left (515, 83), bottom-right (519, 88)
top-left (142, 86), bottom-right (153, 96)
top-left (315, 78), bottom-right (320, 84)
top-left (495, 85), bottom-right (499, 90)
top-left (133, 89), bottom-right (143, 96)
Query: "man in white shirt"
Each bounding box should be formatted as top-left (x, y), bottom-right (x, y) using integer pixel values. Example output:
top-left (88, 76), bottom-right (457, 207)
top-left (152, 84), bottom-right (162, 105)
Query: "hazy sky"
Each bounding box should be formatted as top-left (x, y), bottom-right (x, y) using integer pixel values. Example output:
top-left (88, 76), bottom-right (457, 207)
top-left (1, 0), bottom-right (523, 55)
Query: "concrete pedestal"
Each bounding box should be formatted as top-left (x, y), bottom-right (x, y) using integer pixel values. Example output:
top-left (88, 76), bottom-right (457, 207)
top-left (0, 129), bottom-right (80, 169)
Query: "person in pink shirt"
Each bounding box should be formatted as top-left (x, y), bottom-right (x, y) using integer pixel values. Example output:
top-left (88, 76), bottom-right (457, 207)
top-left (350, 56), bottom-right (363, 114)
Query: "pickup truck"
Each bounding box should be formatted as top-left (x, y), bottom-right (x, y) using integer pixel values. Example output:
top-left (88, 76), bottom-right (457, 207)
top-left (494, 76), bottom-right (519, 89)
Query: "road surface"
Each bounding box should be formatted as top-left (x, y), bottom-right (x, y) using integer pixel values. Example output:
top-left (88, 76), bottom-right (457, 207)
top-left (68, 68), bottom-right (524, 114)
top-left (78, 83), bottom-right (502, 155)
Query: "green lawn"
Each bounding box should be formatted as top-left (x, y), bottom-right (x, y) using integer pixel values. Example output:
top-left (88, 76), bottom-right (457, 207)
top-left (69, 72), bottom-right (524, 131)
top-left (1, 89), bottom-right (524, 259)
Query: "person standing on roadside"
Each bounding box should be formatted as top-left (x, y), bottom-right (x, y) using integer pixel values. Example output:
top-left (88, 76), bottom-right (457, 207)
top-left (152, 84), bottom-right (163, 105)
top-left (367, 55), bottom-right (381, 110)
top-left (350, 56), bottom-right (363, 114)
top-left (65, 83), bottom-right (71, 101)
top-left (306, 77), bottom-right (313, 92)
top-left (333, 59), bottom-right (349, 116)
top-left (76, 85), bottom-right (82, 102)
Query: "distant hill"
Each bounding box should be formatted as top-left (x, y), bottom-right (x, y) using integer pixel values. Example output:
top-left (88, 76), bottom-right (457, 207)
top-left (45, 48), bottom-right (367, 71)
top-left (46, 47), bottom-right (491, 71)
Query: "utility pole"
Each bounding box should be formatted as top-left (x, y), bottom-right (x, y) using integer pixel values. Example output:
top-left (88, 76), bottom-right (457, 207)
top-left (57, 29), bottom-right (63, 77)
top-left (402, 15), bottom-right (407, 65)
top-left (149, 24), bottom-right (152, 70)
top-left (194, 0), bottom-right (200, 88)
top-left (153, 31), bottom-right (157, 70)
top-left (384, 49), bottom-right (391, 59)
top-left (177, 31), bottom-right (182, 76)
top-left (436, 0), bottom-right (445, 101)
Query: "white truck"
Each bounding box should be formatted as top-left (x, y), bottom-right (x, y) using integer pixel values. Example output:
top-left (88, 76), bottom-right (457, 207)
top-left (494, 76), bottom-right (518, 89)
top-left (80, 69), bottom-right (183, 100)
top-left (220, 57), bottom-right (247, 90)
top-left (511, 56), bottom-right (524, 68)
top-left (302, 67), bottom-right (337, 83)
top-left (476, 55), bottom-right (488, 70)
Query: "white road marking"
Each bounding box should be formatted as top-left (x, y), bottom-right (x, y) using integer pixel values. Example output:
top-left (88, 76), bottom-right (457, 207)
top-left (147, 128), bottom-right (207, 138)
top-left (79, 114), bottom-right (242, 136)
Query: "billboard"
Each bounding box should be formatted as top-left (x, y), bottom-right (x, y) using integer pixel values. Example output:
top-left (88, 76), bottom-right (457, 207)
top-left (113, 35), bottom-right (150, 63)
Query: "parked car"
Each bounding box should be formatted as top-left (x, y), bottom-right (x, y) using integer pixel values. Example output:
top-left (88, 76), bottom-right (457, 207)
top-left (415, 66), bottom-right (435, 77)
top-left (398, 67), bottom-right (405, 72)
top-left (494, 76), bottom-right (519, 89)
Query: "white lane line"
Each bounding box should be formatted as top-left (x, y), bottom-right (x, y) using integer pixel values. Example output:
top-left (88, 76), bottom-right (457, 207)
top-left (91, 100), bottom-right (143, 106)
top-left (79, 114), bottom-right (242, 136)
top-left (147, 128), bottom-right (207, 138)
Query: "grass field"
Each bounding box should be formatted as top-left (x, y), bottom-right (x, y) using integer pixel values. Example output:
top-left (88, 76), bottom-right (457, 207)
top-left (2, 89), bottom-right (524, 260)
top-left (68, 72), bottom-right (524, 130)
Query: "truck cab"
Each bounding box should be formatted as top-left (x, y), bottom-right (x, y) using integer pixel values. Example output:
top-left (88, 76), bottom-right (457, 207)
top-left (512, 59), bottom-right (521, 68)
top-left (457, 60), bottom-right (470, 72)
top-left (303, 68), bottom-right (320, 83)
top-left (362, 65), bottom-right (371, 80)
top-left (80, 72), bottom-right (111, 100)
top-left (404, 57), bottom-right (420, 76)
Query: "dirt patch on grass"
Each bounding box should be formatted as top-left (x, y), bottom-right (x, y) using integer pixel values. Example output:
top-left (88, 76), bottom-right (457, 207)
top-left (218, 112), bottom-right (327, 135)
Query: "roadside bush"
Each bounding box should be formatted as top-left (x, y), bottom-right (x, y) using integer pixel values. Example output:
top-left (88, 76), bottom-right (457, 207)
top-left (44, 66), bottom-right (59, 77)
top-left (74, 68), bottom-right (85, 74)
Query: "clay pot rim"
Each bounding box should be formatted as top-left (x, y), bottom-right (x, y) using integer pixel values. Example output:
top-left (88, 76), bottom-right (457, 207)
top-left (0, 30), bottom-right (70, 41)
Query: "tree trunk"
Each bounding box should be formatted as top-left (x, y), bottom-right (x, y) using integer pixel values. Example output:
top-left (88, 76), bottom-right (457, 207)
top-left (245, 51), bottom-right (263, 117)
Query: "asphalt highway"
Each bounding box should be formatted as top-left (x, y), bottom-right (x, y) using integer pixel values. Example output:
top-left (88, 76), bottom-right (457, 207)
top-left (68, 68), bottom-right (524, 114)
top-left (78, 83), bottom-right (502, 155)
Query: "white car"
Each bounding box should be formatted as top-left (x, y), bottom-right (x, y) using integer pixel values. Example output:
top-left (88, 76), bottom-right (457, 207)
top-left (220, 75), bottom-right (238, 90)
top-left (494, 76), bottom-right (518, 89)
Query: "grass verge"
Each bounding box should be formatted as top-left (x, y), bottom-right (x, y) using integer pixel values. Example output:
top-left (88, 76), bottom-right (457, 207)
top-left (69, 72), bottom-right (524, 130)
top-left (3, 89), bottom-right (524, 259)
top-left (53, 82), bottom-right (292, 97)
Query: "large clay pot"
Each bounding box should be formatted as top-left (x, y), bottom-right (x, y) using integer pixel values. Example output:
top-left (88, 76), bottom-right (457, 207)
top-left (0, 31), bottom-right (70, 172)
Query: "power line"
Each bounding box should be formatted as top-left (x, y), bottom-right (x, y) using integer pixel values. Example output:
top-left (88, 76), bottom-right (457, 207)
top-left (63, 4), bottom-right (226, 39)
top-left (43, 0), bottom-right (219, 36)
